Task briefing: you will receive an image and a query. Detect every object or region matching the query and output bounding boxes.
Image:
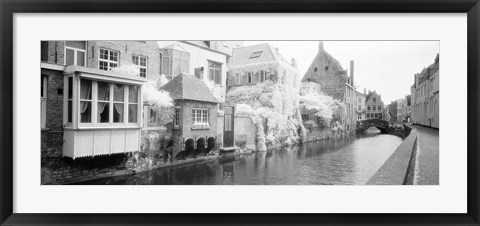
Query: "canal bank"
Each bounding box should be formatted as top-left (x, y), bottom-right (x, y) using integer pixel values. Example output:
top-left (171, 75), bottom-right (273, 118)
top-left (366, 124), bottom-right (418, 185)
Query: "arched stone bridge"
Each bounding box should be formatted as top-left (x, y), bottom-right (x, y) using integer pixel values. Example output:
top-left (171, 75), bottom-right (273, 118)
top-left (356, 119), bottom-right (390, 133)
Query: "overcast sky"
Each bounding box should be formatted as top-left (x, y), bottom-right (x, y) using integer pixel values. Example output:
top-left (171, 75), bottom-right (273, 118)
top-left (243, 41), bottom-right (439, 103)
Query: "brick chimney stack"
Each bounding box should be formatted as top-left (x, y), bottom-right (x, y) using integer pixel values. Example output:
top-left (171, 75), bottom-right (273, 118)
top-left (350, 60), bottom-right (354, 86)
top-left (318, 41), bottom-right (324, 52)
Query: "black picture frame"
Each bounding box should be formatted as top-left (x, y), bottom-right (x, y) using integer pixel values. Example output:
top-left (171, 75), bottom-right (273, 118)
top-left (1, 0), bottom-right (479, 225)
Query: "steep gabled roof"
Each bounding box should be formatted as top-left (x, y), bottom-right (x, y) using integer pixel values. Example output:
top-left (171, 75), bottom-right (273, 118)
top-left (160, 73), bottom-right (218, 103)
top-left (416, 53), bottom-right (439, 85)
top-left (301, 44), bottom-right (348, 84)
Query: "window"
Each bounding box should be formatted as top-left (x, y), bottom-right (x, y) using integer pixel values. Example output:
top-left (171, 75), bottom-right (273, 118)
top-left (373, 97), bottom-right (376, 102)
top-left (174, 108), bottom-right (180, 127)
top-left (260, 70), bottom-right (266, 82)
top-left (325, 66), bottom-right (329, 71)
top-left (208, 61), bottom-right (222, 85)
top-left (161, 48), bottom-right (190, 77)
top-left (65, 41), bottom-right (87, 66)
top-left (373, 105), bottom-right (376, 111)
top-left (358, 105), bottom-right (361, 111)
top-left (99, 49), bottom-right (119, 71)
top-left (149, 108), bottom-right (158, 126)
top-left (79, 79), bottom-right (92, 123)
top-left (368, 105), bottom-right (371, 111)
top-left (113, 84), bottom-right (125, 123)
top-left (192, 109), bottom-right (209, 124)
top-left (378, 105), bottom-right (382, 111)
top-left (314, 67), bottom-right (318, 72)
top-left (41, 75), bottom-right (47, 128)
top-left (247, 72), bottom-right (253, 84)
top-left (67, 77), bottom-right (73, 123)
top-left (97, 81), bottom-right (110, 123)
top-left (132, 55), bottom-right (148, 78)
top-left (250, 51), bottom-right (263, 59)
top-left (128, 85), bottom-right (139, 123)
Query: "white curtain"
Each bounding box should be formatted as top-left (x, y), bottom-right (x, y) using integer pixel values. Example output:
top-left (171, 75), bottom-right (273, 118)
top-left (97, 83), bottom-right (109, 121)
top-left (80, 80), bottom-right (91, 114)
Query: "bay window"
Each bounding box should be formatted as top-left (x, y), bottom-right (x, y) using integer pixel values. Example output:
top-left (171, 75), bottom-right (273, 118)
top-left (65, 77), bottom-right (141, 127)
top-left (161, 47), bottom-right (190, 78)
top-left (63, 65), bottom-right (145, 159)
top-left (99, 48), bottom-right (119, 71)
top-left (65, 41), bottom-right (87, 66)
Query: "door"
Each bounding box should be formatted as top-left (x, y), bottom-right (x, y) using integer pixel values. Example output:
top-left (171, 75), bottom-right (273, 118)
top-left (223, 106), bottom-right (234, 147)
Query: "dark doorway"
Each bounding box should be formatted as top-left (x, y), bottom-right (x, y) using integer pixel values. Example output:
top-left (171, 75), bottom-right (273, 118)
top-left (223, 106), bottom-right (234, 147)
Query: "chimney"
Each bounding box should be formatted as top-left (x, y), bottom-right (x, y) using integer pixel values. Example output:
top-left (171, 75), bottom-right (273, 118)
top-left (291, 58), bottom-right (297, 68)
top-left (364, 88), bottom-right (366, 94)
top-left (318, 41), bottom-right (324, 52)
top-left (350, 60), bottom-right (354, 86)
top-left (274, 47), bottom-right (279, 53)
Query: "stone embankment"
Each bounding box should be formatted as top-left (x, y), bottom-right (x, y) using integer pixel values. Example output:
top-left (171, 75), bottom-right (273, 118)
top-left (366, 124), bottom-right (418, 185)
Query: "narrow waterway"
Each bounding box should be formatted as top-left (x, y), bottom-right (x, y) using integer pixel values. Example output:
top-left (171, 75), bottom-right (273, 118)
top-left (81, 132), bottom-right (402, 185)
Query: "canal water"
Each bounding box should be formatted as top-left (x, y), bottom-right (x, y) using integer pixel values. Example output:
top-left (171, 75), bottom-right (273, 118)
top-left (81, 132), bottom-right (402, 185)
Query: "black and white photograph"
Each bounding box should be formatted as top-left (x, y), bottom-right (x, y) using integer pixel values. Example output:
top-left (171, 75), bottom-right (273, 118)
top-left (40, 40), bottom-right (439, 185)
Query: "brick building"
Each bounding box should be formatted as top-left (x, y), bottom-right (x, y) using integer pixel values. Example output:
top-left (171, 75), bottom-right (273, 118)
top-left (365, 90), bottom-right (384, 120)
top-left (411, 54), bottom-right (439, 128)
top-left (388, 100), bottom-right (398, 123)
top-left (301, 42), bottom-right (357, 132)
top-left (161, 73), bottom-right (218, 159)
top-left (41, 41), bottom-right (159, 159)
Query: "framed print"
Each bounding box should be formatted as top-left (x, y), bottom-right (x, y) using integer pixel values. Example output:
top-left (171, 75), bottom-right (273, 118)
top-left (1, 0), bottom-right (479, 225)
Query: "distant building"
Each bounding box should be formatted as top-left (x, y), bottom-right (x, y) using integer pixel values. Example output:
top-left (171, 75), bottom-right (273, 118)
top-left (365, 90), bottom-right (384, 120)
top-left (302, 42), bottom-right (357, 132)
top-left (396, 98), bottom-right (407, 122)
top-left (388, 100), bottom-right (398, 123)
top-left (411, 54), bottom-right (439, 128)
top-left (356, 89), bottom-right (367, 121)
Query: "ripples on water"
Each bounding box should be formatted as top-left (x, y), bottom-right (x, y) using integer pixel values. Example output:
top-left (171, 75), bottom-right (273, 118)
top-left (82, 134), bottom-right (402, 185)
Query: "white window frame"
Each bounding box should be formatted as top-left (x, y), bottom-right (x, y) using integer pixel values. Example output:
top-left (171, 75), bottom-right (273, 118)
top-left (70, 78), bottom-right (141, 128)
top-left (208, 61), bottom-right (222, 85)
top-left (41, 75), bottom-right (47, 129)
top-left (174, 107), bottom-right (180, 128)
top-left (64, 41), bottom-right (87, 66)
top-left (192, 109), bottom-right (209, 124)
top-left (98, 48), bottom-right (119, 71)
top-left (247, 72), bottom-right (253, 84)
top-left (132, 55), bottom-right (148, 78)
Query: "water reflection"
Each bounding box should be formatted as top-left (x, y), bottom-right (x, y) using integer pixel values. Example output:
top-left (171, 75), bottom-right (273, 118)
top-left (81, 134), bottom-right (402, 185)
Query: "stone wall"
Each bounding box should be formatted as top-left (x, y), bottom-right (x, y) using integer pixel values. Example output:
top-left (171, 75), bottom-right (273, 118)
top-left (304, 126), bottom-right (332, 142)
top-left (41, 68), bottom-right (65, 157)
top-left (366, 124), bottom-right (418, 185)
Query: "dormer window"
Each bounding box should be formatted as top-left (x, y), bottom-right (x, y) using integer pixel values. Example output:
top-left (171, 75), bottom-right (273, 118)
top-left (314, 67), bottom-right (318, 72)
top-left (250, 51), bottom-right (263, 59)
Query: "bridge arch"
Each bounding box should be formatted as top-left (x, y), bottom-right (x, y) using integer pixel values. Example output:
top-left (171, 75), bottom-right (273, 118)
top-left (356, 119), bottom-right (390, 134)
